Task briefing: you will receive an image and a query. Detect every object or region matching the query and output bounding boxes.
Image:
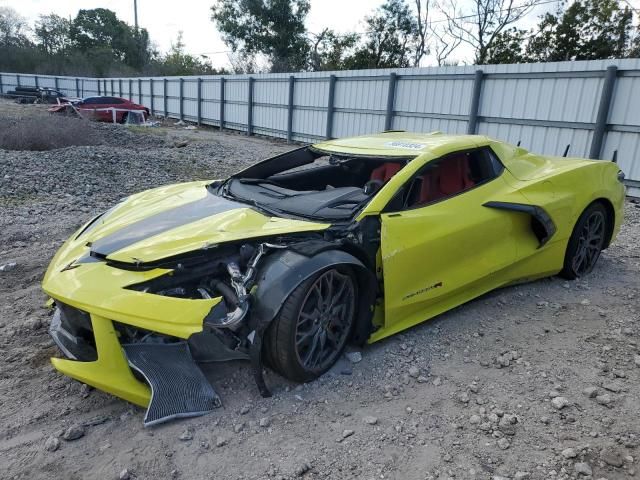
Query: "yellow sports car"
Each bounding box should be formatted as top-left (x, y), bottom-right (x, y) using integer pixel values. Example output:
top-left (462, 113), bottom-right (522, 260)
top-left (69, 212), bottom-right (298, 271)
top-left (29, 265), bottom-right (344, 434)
top-left (43, 131), bottom-right (625, 425)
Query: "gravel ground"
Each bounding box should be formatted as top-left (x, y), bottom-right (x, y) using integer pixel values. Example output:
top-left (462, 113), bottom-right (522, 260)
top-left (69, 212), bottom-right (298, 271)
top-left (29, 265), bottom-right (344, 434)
top-left (1, 99), bottom-right (640, 480)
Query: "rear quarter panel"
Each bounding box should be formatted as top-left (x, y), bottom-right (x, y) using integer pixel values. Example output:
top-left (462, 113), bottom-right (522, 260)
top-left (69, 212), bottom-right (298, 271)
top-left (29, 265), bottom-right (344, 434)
top-left (504, 158), bottom-right (625, 246)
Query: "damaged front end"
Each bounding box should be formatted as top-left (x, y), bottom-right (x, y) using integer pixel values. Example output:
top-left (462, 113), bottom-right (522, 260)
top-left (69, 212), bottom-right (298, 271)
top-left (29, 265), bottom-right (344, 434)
top-left (46, 234), bottom-right (377, 426)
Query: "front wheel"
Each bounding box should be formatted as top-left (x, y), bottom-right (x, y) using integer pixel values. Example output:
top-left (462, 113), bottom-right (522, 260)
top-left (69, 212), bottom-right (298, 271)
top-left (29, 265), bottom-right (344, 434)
top-left (264, 267), bottom-right (356, 383)
top-left (560, 202), bottom-right (608, 279)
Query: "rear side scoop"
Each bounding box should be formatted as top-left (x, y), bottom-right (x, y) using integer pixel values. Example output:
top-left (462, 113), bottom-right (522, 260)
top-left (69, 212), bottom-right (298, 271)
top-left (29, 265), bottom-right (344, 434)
top-left (484, 201), bottom-right (557, 247)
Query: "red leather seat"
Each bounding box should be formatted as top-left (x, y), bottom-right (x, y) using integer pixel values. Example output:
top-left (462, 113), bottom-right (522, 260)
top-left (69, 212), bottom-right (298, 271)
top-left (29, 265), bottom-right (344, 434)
top-left (370, 162), bottom-right (402, 182)
top-left (418, 155), bottom-right (475, 204)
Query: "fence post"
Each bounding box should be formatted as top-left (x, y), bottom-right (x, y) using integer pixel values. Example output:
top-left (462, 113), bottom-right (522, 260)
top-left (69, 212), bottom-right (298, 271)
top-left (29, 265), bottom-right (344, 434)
top-left (326, 74), bottom-right (337, 139)
top-left (129, 79), bottom-right (132, 100)
top-left (385, 73), bottom-right (397, 131)
top-left (196, 78), bottom-right (202, 126)
top-left (119, 79), bottom-right (123, 96)
top-left (287, 75), bottom-right (295, 143)
top-left (97, 79), bottom-right (101, 96)
top-left (16, 74), bottom-right (21, 87)
top-left (467, 69), bottom-right (484, 134)
top-left (149, 79), bottom-right (154, 116)
top-left (0, 74), bottom-right (3, 94)
top-left (589, 65), bottom-right (618, 160)
top-left (138, 78), bottom-right (142, 104)
top-left (54, 77), bottom-right (59, 91)
top-left (179, 78), bottom-right (184, 121)
top-left (34, 75), bottom-right (38, 88)
top-left (75, 78), bottom-right (80, 97)
top-left (247, 77), bottom-right (254, 136)
top-left (110, 79), bottom-right (113, 95)
top-left (219, 77), bottom-right (225, 130)
top-left (163, 78), bottom-right (168, 117)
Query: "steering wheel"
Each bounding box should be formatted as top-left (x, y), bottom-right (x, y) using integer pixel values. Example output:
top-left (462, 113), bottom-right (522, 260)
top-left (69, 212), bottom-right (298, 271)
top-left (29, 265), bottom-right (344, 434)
top-left (363, 179), bottom-right (384, 195)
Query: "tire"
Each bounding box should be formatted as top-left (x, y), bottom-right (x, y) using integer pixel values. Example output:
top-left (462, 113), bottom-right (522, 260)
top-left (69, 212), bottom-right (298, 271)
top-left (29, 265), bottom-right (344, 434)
top-left (264, 267), bottom-right (357, 383)
top-left (560, 202), bottom-right (609, 279)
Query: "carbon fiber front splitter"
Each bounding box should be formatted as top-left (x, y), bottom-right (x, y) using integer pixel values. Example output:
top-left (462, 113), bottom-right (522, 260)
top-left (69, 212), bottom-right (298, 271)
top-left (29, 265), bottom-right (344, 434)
top-left (123, 342), bottom-right (222, 427)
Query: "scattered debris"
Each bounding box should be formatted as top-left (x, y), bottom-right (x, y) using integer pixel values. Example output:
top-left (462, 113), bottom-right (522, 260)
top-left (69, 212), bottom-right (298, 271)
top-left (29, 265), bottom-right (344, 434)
top-left (0, 262), bottom-right (17, 272)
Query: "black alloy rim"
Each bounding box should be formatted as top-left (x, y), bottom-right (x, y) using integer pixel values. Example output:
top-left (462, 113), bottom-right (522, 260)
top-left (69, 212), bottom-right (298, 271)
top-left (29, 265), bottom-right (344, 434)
top-left (572, 210), bottom-right (605, 275)
top-left (294, 270), bottom-right (355, 371)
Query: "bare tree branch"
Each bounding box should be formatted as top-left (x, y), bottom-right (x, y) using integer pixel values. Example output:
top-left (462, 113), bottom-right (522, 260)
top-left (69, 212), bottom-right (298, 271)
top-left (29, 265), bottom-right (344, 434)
top-left (438, 0), bottom-right (545, 64)
top-left (413, 0), bottom-right (431, 66)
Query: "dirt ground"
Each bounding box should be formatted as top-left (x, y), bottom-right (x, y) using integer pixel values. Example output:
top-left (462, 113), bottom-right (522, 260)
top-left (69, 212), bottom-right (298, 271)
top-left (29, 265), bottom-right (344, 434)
top-left (1, 99), bottom-right (639, 480)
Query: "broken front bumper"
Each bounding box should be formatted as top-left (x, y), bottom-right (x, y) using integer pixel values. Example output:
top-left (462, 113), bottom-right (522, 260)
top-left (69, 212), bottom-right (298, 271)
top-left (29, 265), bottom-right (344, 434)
top-left (49, 304), bottom-right (224, 425)
top-left (49, 306), bottom-right (151, 407)
top-left (43, 258), bottom-right (224, 407)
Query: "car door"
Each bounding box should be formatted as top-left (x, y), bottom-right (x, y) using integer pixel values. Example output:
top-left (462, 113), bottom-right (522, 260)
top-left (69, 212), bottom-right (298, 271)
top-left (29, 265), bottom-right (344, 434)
top-left (376, 147), bottom-right (520, 339)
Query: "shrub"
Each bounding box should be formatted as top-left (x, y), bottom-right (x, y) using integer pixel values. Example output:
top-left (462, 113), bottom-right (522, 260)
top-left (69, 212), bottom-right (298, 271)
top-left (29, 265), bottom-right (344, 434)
top-left (0, 115), bottom-right (99, 151)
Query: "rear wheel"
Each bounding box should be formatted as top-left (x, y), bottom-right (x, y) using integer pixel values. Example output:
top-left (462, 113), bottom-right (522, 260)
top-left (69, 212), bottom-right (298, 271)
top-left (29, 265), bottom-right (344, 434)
top-left (265, 267), bottom-right (356, 382)
top-left (560, 202), bottom-right (608, 279)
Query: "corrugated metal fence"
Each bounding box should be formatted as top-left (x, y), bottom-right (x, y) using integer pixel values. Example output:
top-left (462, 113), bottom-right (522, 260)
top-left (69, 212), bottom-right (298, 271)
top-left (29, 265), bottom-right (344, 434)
top-left (1, 58), bottom-right (639, 196)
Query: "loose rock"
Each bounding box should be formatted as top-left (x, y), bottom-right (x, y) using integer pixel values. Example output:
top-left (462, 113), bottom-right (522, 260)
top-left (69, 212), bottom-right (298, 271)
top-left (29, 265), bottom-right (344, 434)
top-left (44, 436), bottom-right (60, 452)
top-left (62, 425), bottom-right (85, 441)
top-left (601, 446), bottom-right (625, 467)
top-left (0, 262), bottom-right (17, 272)
top-left (341, 429), bottom-right (354, 439)
top-left (574, 462), bottom-right (592, 476)
top-left (583, 386), bottom-right (599, 398)
top-left (259, 417), bottom-right (270, 428)
top-left (551, 396), bottom-right (570, 409)
top-left (363, 416), bottom-right (378, 425)
top-left (345, 351), bottom-right (362, 364)
top-left (215, 437), bottom-right (227, 447)
top-left (295, 462), bottom-right (311, 476)
top-left (497, 438), bottom-right (510, 450)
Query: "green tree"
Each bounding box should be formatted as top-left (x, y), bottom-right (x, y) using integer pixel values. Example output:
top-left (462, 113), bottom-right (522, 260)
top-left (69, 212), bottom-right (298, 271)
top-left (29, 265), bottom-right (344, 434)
top-left (211, 0), bottom-right (310, 73)
top-left (347, 0), bottom-right (419, 69)
top-left (157, 32), bottom-right (223, 75)
top-left (551, 0), bottom-right (632, 60)
top-left (0, 6), bottom-right (30, 47)
top-left (524, 12), bottom-right (560, 62)
top-left (482, 0), bottom-right (637, 64)
top-left (308, 29), bottom-right (359, 71)
top-left (70, 8), bottom-right (150, 70)
top-left (35, 14), bottom-right (72, 54)
top-left (485, 27), bottom-right (528, 64)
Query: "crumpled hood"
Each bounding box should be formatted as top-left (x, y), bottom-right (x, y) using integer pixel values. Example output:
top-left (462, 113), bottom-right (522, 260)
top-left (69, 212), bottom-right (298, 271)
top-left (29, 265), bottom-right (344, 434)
top-left (50, 181), bottom-right (330, 269)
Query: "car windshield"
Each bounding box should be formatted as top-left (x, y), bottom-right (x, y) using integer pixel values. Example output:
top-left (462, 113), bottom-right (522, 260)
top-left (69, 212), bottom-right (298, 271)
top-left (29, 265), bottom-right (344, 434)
top-left (215, 147), bottom-right (413, 221)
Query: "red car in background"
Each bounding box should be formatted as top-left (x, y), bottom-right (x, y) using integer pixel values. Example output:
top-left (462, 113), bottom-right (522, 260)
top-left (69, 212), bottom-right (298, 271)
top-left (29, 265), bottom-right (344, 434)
top-left (49, 96), bottom-right (149, 123)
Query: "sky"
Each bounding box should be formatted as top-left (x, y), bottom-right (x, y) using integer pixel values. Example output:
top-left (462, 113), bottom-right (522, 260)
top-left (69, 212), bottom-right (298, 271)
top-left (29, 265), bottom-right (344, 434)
top-left (2, 0), bottom-right (639, 68)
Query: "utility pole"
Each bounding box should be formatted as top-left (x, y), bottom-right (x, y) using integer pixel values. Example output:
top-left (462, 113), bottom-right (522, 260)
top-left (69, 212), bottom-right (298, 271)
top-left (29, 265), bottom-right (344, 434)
top-left (134, 0), bottom-right (139, 32)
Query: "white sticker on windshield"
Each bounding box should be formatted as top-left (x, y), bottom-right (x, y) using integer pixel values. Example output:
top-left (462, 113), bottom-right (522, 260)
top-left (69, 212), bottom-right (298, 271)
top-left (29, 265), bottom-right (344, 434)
top-left (384, 141), bottom-right (426, 150)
